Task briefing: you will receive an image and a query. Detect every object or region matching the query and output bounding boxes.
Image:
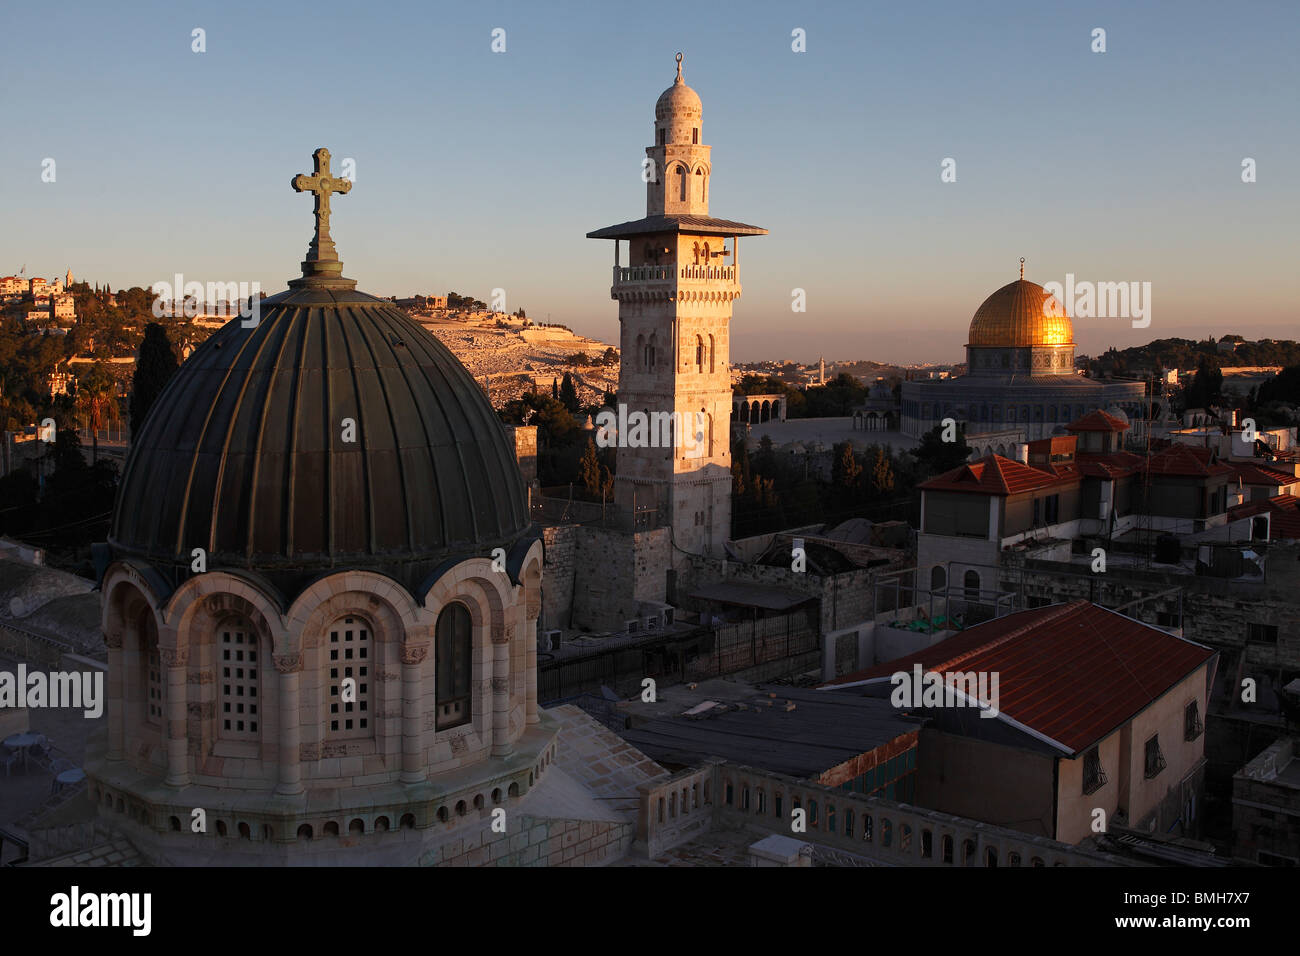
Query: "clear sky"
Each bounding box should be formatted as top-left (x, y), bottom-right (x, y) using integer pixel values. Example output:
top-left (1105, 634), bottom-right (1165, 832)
top-left (1, 0), bottom-right (1296, 364)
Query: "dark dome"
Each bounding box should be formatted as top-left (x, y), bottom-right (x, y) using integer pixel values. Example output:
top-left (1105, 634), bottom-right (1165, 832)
top-left (111, 285), bottom-right (530, 584)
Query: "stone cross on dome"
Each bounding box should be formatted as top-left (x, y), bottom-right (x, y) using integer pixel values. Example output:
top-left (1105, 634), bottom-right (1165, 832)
top-left (291, 147), bottom-right (352, 282)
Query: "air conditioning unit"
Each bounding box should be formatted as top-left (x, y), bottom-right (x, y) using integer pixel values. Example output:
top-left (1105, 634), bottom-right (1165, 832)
top-left (662, 607), bottom-right (675, 626)
top-left (644, 616), bottom-right (659, 632)
top-left (541, 629), bottom-right (561, 650)
top-left (625, 619), bottom-right (640, 634)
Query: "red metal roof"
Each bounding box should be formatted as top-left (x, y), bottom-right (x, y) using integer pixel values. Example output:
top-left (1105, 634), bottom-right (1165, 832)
top-left (919, 455), bottom-right (1079, 497)
top-left (822, 601), bottom-right (1215, 755)
top-left (1066, 409), bottom-right (1131, 432)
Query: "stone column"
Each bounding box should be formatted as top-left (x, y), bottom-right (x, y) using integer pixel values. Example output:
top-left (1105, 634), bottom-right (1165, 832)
top-left (525, 604), bottom-right (540, 726)
top-left (104, 628), bottom-right (125, 761)
top-left (161, 647), bottom-right (190, 787)
top-left (399, 644), bottom-right (428, 784)
top-left (491, 623), bottom-right (511, 757)
top-left (273, 653), bottom-right (303, 795)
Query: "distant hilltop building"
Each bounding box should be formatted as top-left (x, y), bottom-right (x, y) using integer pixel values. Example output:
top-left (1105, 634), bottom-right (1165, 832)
top-left (900, 262), bottom-right (1146, 441)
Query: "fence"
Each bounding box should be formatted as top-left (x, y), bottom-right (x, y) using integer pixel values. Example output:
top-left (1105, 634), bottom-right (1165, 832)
top-left (636, 761), bottom-right (1130, 867)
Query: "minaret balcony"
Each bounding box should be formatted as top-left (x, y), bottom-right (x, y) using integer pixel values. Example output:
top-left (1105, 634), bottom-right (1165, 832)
top-left (611, 264), bottom-right (738, 288)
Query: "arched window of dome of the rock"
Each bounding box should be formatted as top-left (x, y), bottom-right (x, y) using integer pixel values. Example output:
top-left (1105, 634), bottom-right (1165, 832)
top-left (436, 602), bottom-right (473, 731)
top-left (141, 609), bottom-right (161, 726)
top-left (220, 620), bottom-right (260, 739)
top-left (327, 616), bottom-right (371, 739)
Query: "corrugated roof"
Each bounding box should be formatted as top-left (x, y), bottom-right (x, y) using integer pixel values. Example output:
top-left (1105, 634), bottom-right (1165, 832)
top-left (822, 601), bottom-right (1215, 756)
top-left (689, 580), bottom-right (814, 610)
top-left (587, 214), bottom-right (768, 239)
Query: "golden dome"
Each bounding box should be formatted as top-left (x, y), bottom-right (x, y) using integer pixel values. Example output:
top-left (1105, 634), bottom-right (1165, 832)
top-left (967, 279), bottom-right (1073, 348)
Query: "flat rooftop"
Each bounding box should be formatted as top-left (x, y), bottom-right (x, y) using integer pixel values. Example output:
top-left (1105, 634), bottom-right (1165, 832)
top-left (617, 680), bottom-right (919, 779)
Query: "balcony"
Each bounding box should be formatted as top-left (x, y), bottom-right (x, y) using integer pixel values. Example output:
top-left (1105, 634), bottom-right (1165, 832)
top-left (612, 264), bottom-right (739, 288)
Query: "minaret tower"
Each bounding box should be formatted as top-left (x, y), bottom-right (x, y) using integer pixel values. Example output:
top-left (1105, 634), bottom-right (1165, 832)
top-left (588, 54), bottom-right (767, 559)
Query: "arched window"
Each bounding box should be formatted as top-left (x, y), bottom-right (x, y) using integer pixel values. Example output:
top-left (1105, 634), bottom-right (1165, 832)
top-left (328, 616), bottom-right (370, 738)
top-left (677, 165), bottom-right (687, 202)
top-left (435, 602), bottom-right (473, 730)
top-left (220, 620), bottom-right (259, 739)
top-left (635, 334), bottom-right (646, 370)
top-left (930, 566), bottom-right (946, 593)
top-left (708, 334), bottom-right (715, 373)
top-left (695, 335), bottom-right (704, 371)
top-left (647, 334), bottom-right (658, 370)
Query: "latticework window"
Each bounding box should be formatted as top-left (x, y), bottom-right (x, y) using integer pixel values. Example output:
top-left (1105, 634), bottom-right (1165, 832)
top-left (328, 617), bottom-right (370, 737)
top-left (220, 625), bottom-right (259, 738)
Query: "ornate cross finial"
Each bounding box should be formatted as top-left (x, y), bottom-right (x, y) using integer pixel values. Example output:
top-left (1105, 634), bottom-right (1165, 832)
top-left (675, 52), bottom-right (683, 82)
top-left (291, 147), bottom-right (352, 282)
top-left (1019, 256), bottom-right (1025, 280)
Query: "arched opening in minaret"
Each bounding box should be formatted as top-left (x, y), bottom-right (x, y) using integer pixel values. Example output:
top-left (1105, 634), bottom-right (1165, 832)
top-left (695, 335), bottom-right (704, 372)
top-left (636, 334), bottom-right (646, 370)
top-left (695, 168), bottom-right (703, 204)
top-left (692, 127), bottom-right (698, 144)
top-left (677, 165), bottom-right (687, 202)
top-left (709, 334), bottom-right (715, 373)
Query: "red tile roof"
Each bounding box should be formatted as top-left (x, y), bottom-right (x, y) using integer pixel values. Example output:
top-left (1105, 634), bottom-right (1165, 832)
top-left (1227, 493), bottom-right (1300, 539)
top-left (1075, 451), bottom-right (1146, 479)
top-left (822, 601), bottom-right (1215, 755)
top-left (1228, 461), bottom-right (1297, 488)
top-left (1066, 409), bottom-right (1130, 432)
top-left (1146, 442), bottom-right (1234, 478)
top-left (919, 455), bottom-right (1079, 496)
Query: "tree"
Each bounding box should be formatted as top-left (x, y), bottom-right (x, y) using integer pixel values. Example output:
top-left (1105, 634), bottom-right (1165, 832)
top-left (913, 422), bottom-right (971, 477)
top-left (1184, 354), bottom-right (1224, 410)
top-left (75, 362), bottom-right (121, 463)
top-left (559, 372), bottom-right (580, 414)
top-left (832, 441), bottom-right (862, 491)
top-left (579, 438), bottom-right (602, 497)
top-left (129, 323), bottom-right (178, 435)
top-left (869, 447), bottom-right (895, 496)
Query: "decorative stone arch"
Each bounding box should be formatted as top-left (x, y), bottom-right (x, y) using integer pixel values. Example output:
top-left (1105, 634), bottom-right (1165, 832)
top-left (100, 565), bottom-right (168, 767)
top-left (164, 571), bottom-right (285, 657)
top-left (423, 556), bottom-right (517, 760)
top-left (289, 571), bottom-right (421, 651)
top-left (161, 575), bottom-right (287, 777)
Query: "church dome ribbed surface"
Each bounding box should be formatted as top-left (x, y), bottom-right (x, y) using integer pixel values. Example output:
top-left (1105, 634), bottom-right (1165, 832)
top-left (110, 286), bottom-right (529, 572)
top-left (967, 279), bottom-right (1074, 348)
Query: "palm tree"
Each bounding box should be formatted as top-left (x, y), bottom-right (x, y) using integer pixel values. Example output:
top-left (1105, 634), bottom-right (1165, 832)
top-left (75, 362), bottom-right (121, 463)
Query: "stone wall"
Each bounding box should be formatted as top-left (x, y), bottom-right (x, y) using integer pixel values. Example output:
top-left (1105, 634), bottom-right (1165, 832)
top-left (570, 526), bottom-right (671, 633)
top-left (425, 814), bottom-right (634, 867)
top-left (540, 525), bottom-right (577, 632)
